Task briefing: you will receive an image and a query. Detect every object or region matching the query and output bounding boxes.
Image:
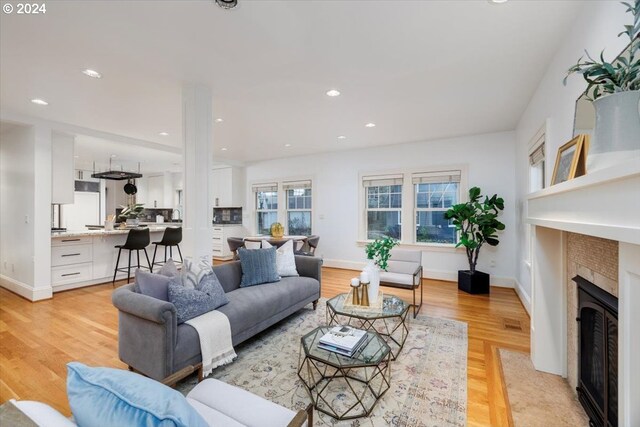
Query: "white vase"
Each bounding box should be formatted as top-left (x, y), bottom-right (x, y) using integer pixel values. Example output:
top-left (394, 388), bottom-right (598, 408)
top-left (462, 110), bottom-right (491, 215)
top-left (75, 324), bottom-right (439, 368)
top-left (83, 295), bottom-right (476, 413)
top-left (363, 260), bottom-right (380, 304)
top-left (589, 90), bottom-right (640, 172)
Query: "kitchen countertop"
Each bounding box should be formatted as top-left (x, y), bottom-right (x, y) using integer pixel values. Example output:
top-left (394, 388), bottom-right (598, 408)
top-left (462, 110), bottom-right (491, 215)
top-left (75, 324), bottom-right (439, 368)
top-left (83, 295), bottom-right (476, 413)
top-left (51, 226), bottom-right (170, 239)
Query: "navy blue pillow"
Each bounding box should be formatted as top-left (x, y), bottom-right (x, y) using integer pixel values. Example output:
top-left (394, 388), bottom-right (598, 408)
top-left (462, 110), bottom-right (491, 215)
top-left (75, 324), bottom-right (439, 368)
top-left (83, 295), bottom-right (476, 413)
top-left (238, 247), bottom-right (280, 287)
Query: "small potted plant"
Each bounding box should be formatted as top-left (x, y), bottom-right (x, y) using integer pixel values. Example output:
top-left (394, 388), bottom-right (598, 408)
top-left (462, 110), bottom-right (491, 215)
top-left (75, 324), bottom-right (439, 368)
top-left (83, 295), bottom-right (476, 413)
top-left (364, 236), bottom-right (399, 302)
top-left (444, 187), bottom-right (505, 294)
top-left (118, 203), bottom-right (145, 226)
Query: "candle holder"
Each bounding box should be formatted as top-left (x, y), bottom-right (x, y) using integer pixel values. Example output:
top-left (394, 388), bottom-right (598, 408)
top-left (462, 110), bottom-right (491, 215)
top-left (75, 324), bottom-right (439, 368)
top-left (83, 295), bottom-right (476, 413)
top-left (360, 282), bottom-right (370, 306)
top-left (350, 283), bottom-right (361, 305)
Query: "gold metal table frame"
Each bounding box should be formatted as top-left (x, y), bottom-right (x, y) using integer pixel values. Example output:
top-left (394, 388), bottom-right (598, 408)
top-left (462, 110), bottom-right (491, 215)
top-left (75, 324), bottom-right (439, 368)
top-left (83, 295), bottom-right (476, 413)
top-left (326, 293), bottom-right (410, 360)
top-left (297, 327), bottom-right (391, 421)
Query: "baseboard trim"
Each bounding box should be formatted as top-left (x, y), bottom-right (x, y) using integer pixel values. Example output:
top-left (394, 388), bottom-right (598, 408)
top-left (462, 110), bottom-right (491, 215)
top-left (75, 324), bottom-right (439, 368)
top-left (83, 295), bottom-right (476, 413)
top-left (514, 279), bottom-right (532, 316)
top-left (0, 274), bottom-right (52, 301)
top-left (322, 259), bottom-right (516, 288)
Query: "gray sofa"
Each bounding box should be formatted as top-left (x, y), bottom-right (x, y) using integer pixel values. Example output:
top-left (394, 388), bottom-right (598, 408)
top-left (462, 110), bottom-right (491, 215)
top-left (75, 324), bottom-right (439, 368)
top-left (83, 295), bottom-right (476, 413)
top-left (112, 255), bottom-right (322, 381)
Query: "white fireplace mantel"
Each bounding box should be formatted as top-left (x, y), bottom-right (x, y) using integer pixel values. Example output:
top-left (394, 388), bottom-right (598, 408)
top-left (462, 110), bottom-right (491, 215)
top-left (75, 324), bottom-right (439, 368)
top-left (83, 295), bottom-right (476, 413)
top-left (525, 157), bottom-right (640, 427)
top-left (527, 158), bottom-right (640, 245)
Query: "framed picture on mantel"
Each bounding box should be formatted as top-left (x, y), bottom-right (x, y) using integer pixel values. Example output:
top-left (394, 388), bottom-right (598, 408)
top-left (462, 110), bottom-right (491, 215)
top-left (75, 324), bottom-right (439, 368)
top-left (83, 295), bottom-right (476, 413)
top-left (551, 134), bottom-right (589, 185)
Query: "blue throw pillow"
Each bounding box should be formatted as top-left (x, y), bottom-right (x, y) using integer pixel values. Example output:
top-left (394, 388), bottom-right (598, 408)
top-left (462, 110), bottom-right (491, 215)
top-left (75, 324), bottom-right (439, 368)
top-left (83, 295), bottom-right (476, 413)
top-left (66, 362), bottom-right (207, 427)
top-left (168, 274), bottom-right (228, 324)
top-left (238, 247), bottom-right (280, 287)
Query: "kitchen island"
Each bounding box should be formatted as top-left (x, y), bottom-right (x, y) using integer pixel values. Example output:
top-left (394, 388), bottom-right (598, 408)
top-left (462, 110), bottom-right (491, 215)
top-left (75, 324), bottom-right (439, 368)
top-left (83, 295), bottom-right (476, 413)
top-left (51, 225), bottom-right (178, 292)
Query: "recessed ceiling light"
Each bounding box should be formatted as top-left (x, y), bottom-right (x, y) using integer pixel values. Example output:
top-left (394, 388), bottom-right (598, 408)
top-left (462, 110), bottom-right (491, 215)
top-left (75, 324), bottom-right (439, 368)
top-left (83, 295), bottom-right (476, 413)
top-left (159, 132), bottom-right (169, 136)
top-left (110, 154), bottom-right (117, 158)
top-left (215, 118), bottom-right (224, 123)
top-left (284, 144), bottom-right (292, 147)
top-left (365, 122), bottom-right (376, 128)
top-left (30, 98), bottom-right (48, 106)
top-left (82, 69), bottom-right (102, 79)
top-left (221, 147), bottom-right (228, 151)
top-left (489, 0), bottom-right (508, 3)
top-left (326, 89), bottom-right (341, 97)
top-left (337, 135), bottom-right (346, 140)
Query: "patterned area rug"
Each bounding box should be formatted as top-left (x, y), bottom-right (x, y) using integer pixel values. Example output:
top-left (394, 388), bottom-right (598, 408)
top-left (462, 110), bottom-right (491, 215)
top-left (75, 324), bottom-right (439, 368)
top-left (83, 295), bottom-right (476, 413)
top-left (177, 299), bottom-right (467, 426)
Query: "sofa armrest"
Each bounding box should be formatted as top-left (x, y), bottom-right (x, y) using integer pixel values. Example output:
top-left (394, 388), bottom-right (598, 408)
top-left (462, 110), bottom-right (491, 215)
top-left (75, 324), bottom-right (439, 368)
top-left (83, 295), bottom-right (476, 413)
top-left (112, 284), bottom-right (177, 325)
top-left (112, 284), bottom-right (178, 380)
top-left (295, 255), bottom-right (322, 283)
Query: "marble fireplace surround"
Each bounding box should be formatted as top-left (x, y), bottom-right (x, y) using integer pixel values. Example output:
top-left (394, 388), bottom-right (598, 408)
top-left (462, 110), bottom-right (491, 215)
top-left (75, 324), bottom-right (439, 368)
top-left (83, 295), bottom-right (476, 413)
top-left (526, 158), bottom-right (640, 427)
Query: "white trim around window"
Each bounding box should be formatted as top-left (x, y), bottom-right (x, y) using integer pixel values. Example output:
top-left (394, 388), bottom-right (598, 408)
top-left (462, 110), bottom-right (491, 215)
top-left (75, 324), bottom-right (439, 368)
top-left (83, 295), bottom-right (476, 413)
top-left (358, 165), bottom-right (468, 248)
top-left (250, 176), bottom-right (315, 236)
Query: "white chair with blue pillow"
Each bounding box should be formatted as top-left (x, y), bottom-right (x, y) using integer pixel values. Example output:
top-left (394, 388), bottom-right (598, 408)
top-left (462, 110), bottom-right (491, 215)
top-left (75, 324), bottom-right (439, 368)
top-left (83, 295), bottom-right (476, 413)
top-left (2, 362), bottom-right (312, 427)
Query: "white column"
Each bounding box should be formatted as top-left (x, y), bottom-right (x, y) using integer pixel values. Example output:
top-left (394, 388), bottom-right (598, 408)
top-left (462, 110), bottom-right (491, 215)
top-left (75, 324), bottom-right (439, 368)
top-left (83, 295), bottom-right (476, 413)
top-left (182, 84), bottom-right (213, 261)
top-left (618, 242), bottom-right (640, 427)
top-left (530, 225), bottom-right (566, 376)
top-left (33, 125), bottom-right (53, 300)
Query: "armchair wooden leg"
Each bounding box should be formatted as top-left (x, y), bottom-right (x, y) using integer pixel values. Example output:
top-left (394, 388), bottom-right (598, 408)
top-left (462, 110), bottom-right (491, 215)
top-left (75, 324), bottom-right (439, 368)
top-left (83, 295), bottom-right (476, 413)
top-left (312, 300), bottom-right (318, 310)
top-left (197, 363), bottom-right (204, 382)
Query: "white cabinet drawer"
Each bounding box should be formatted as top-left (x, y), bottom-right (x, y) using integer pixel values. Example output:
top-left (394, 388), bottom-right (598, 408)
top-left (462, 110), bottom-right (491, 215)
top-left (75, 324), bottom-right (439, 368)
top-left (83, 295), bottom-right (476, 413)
top-left (52, 244), bottom-right (93, 267)
top-left (52, 263), bottom-right (93, 285)
top-left (52, 236), bottom-right (92, 247)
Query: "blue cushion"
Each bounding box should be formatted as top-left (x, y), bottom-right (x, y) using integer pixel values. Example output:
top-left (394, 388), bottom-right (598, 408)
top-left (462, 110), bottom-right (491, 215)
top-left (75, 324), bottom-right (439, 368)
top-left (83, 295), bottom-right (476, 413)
top-left (168, 273), bottom-right (229, 324)
top-left (66, 362), bottom-right (207, 427)
top-left (134, 269), bottom-right (172, 301)
top-left (157, 258), bottom-right (179, 278)
top-left (238, 247), bottom-right (280, 287)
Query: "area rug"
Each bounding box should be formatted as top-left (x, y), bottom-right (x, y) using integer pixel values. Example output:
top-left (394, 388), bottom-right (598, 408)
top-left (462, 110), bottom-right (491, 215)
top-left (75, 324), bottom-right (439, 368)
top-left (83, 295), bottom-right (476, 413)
top-left (178, 299), bottom-right (467, 427)
top-left (499, 349), bottom-right (589, 427)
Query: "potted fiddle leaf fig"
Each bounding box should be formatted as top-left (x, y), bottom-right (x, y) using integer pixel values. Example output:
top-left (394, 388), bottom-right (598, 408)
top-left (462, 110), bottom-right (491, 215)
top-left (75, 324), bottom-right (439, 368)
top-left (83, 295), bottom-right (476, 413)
top-left (444, 187), bottom-right (505, 294)
top-left (563, 0), bottom-right (640, 171)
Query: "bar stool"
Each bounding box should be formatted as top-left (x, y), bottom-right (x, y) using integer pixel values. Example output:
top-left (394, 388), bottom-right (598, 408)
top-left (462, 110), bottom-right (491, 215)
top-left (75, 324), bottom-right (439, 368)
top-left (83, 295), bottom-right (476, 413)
top-left (112, 228), bottom-right (152, 286)
top-left (152, 227), bottom-right (183, 269)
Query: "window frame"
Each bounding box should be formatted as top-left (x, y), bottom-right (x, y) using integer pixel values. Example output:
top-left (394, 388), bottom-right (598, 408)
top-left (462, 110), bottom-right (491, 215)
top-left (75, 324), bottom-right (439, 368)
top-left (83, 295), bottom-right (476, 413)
top-left (253, 183), bottom-right (279, 236)
top-left (358, 166), bottom-right (467, 249)
top-left (413, 175), bottom-right (461, 246)
top-left (251, 177), bottom-right (314, 236)
top-left (364, 181), bottom-right (403, 240)
top-left (284, 180), bottom-right (313, 236)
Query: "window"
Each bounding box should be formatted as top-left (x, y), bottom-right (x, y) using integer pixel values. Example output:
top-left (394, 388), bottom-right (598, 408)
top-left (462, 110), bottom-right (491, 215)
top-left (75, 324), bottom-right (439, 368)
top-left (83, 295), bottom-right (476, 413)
top-left (253, 183), bottom-right (278, 235)
top-left (413, 171), bottom-right (460, 245)
top-left (529, 141), bottom-right (545, 192)
top-left (284, 180), bottom-right (312, 236)
top-left (363, 174), bottom-right (403, 240)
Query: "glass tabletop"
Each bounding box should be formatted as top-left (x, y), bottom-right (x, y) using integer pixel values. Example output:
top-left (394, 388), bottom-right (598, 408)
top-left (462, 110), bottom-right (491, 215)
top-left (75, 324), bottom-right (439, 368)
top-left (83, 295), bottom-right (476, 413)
top-left (301, 326), bottom-right (390, 367)
top-left (327, 293), bottom-right (409, 319)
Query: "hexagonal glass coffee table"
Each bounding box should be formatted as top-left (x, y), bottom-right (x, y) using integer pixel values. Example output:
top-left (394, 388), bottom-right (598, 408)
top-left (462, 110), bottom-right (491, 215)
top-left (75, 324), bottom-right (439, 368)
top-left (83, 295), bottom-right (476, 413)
top-left (298, 326), bottom-right (391, 420)
top-left (326, 293), bottom-right (410, 359)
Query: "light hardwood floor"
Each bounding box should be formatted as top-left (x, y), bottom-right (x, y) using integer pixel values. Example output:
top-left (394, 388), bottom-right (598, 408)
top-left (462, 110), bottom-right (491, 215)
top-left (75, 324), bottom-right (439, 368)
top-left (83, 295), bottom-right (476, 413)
top-left (0, 266), bottom-right (529, 426)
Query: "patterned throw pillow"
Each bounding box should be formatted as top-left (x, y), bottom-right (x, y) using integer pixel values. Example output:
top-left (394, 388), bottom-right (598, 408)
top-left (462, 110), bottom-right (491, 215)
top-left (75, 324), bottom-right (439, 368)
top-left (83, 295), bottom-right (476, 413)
top-left (181, 256), bottom-right (213, 289)
top-left (167, 274), bottom-right (228, 324)
top-left (261, 240), bottom-right (299, 277)
top-left (157, 258), bottom-right (179, 278)
top-left (238, 247), bottom-right (280, 287)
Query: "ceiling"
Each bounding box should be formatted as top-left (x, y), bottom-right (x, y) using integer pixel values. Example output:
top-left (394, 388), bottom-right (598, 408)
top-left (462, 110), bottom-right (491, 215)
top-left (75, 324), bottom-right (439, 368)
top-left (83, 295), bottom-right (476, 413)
top-left (0, 1), bottom-right (584, 163)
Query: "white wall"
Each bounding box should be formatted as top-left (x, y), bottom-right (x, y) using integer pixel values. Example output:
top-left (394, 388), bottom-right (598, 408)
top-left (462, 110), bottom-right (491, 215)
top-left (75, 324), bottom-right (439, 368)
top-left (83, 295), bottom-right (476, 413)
top-left (514, 2), bottom-right (631, 301)
top-left (245, 131), bottom-right (517, 283)
top-left (1, 125), bottom-right (36, 286)
top-left (0, 124), bottom-right (52, 300)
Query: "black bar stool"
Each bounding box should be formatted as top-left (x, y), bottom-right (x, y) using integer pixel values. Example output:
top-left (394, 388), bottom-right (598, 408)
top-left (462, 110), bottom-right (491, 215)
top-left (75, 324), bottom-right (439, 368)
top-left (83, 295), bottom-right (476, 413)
top-left (152, 227), bottom-right (183, 269)
top-left (112, 228), bottom-right (152, 286)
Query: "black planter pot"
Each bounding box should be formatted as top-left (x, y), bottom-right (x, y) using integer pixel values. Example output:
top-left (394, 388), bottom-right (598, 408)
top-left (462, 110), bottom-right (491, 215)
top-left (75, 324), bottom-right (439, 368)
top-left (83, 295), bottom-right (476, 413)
top-left (458, 270), bottom-right (490, 294)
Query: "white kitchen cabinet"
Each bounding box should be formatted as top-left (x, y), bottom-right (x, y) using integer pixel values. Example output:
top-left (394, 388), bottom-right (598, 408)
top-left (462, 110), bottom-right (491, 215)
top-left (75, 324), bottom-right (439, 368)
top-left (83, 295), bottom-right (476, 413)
top-left (212, 225), bottom-right (246, 260)
top-left (51, 134), bottom-right (75, 204)
top-left (147, 175), bottom-right (164, 208)
top-left (212, 166), bottom-right (245, 207)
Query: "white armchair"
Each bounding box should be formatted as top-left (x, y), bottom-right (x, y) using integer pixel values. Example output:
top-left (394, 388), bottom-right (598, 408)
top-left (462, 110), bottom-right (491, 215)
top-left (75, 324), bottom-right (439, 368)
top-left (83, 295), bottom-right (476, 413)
top-left (378, 248), bottom-right (423, 318)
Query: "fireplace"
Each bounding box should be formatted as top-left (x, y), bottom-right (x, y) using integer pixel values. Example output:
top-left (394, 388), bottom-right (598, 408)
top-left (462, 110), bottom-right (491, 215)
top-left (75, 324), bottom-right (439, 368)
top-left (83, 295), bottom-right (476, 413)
top-left (574, 275), bottom-right (618, 427)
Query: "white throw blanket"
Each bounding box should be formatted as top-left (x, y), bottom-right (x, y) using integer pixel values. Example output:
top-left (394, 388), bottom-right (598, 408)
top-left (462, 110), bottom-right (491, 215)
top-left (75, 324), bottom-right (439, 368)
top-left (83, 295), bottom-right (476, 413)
top-left (185, 310), bottom-right (237, 377)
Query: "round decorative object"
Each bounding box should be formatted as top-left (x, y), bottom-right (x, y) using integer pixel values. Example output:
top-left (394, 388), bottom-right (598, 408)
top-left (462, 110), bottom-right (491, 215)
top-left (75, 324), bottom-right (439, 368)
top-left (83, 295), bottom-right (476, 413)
top-left (215, 0), bottom-right (237, 9)
top-left (270, 222), bottom-right (284, 238)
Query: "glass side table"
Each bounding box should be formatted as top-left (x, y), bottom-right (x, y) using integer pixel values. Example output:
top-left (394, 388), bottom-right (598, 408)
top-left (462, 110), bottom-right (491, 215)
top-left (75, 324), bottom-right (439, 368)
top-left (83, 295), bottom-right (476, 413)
top-left (297, 326), bottom-right (391, 421)
top-left (326, 293), bottom-right (410, 360)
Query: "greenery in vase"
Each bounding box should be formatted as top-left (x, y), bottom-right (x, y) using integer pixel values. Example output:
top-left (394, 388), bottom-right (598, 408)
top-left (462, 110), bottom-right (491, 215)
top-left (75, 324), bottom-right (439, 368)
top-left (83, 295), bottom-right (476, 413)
top-left (365, 236), bottom-right (399, 271)
top-left (444, 187), bottom-right (505, 274)
top-left (118, 203), bottom-right (145, 221)
top-left (563, 1), bottom-right (639, 100)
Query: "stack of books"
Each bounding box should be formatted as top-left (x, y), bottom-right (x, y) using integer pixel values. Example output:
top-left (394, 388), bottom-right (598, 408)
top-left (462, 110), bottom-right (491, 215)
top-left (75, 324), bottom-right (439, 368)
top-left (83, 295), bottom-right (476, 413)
top-left (318, 326), bottom-right (367, 357)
